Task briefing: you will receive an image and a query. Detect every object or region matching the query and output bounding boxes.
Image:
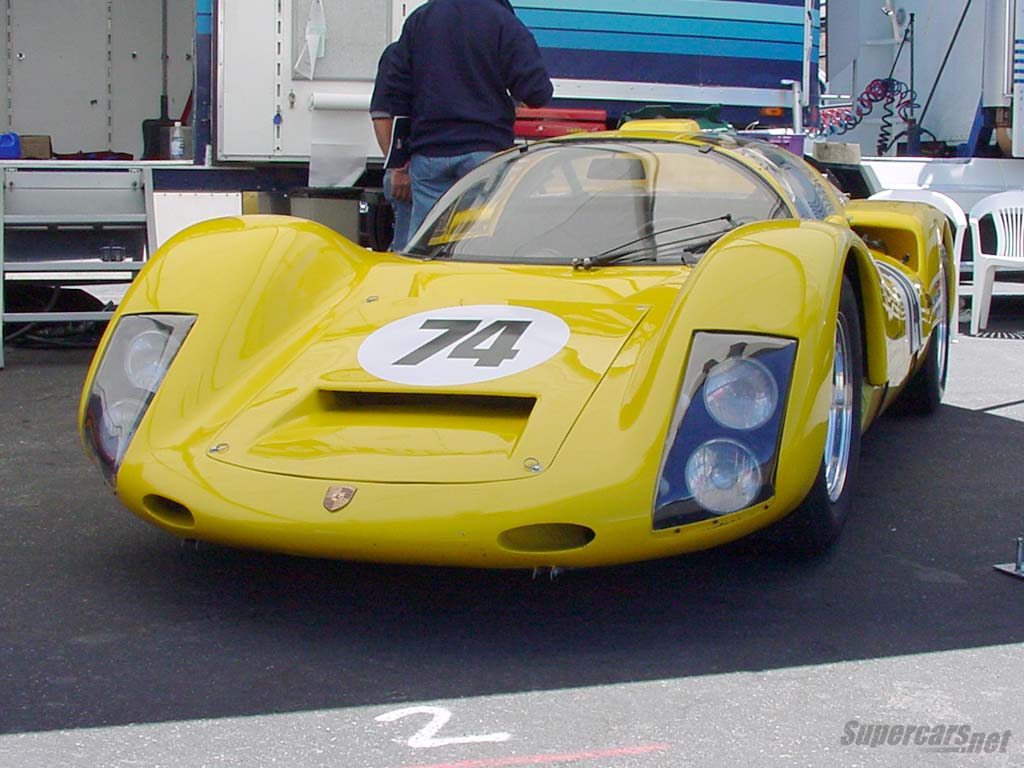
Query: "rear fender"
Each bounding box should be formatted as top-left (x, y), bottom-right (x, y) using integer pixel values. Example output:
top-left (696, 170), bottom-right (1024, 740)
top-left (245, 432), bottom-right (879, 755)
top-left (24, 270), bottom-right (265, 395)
top-left (845, 201), bottom-right (952, 338)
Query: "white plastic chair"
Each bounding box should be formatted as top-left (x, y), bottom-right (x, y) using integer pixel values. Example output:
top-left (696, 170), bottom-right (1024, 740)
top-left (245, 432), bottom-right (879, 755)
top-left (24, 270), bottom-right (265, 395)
top-left (968, 189), bottom-right (1024, 335)
top-left (868, 188), bottom-right (967, 340)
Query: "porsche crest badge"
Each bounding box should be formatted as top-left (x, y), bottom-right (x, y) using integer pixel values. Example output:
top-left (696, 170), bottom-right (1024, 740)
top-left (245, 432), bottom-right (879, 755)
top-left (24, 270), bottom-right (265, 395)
top-left (323, 485), bottom-right (357, 512)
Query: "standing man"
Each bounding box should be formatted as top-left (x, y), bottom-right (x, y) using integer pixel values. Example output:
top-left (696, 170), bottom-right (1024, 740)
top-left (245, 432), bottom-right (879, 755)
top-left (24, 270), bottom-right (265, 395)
top-left (383, 0), bottom-right (553, 238)
top-left (370, 43), bottom-right (413, 251)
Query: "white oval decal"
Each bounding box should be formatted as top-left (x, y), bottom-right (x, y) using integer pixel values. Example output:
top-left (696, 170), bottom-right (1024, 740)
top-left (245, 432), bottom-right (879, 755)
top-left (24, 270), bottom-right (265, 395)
top-left (358, 305), bottom-right (570, 386)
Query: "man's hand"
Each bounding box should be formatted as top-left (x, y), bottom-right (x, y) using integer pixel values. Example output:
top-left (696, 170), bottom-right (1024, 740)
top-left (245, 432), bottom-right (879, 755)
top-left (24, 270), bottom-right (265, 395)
top-left (390, 166), bottom-right (412, 202)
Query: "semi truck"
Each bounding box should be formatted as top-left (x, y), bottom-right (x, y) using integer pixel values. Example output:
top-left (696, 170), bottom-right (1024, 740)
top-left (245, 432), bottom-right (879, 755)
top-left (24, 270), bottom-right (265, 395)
top-left (0, 0), bottom-right (822, 363)
top-left (3, 0), bottom-right (821, 173)
top-left (820, 0), bottom-right (1024, 210)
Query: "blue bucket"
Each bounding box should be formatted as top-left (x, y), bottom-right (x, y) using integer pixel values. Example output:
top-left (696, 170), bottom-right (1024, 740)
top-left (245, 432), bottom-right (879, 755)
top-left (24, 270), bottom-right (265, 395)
top-left (0, 132), bottom-right (20, 159)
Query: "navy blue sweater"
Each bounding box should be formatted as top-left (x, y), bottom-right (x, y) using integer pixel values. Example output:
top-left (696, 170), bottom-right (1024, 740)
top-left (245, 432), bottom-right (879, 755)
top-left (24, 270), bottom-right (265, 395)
top-left (383, 0), bottom-right (553, 156)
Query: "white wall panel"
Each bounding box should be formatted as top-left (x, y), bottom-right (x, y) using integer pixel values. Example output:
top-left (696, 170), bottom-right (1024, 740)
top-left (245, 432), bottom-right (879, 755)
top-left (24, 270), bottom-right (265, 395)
top-left (2, 4), bottom-right (10, 131)
top-left (5, 0), bottom-right (194, 158)
top-left (111, 0), bottom-right (163, 157)
top-left (218, 0), bottom-right (279, 159)
top-left (292, 0), bottom-right (388, 81)
top-left (166, 0), bottom-right (196, 124)
top-left (9, 0), bottom-right (109, 153)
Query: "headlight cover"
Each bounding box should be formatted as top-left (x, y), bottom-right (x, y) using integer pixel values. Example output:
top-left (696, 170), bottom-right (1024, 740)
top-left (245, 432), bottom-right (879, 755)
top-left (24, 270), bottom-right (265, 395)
top-left (703, 356), bottom-right (778, 430)
top-left (654, 333), bottom-right (796, 530)
top-left (82, 314), bottom-right (195, 486)
top-left (684, 438), bottom-right (763, 514)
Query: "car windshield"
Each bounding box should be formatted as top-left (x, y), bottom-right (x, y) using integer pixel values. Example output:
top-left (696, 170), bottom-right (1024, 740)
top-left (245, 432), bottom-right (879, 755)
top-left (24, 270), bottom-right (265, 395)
top-left (404, 140), bottom-right (791, 266)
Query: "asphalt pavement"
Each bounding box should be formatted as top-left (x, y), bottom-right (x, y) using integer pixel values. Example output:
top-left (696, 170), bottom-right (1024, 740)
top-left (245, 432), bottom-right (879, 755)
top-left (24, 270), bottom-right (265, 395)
top-left (1, 303), bottom-right (1023, 767)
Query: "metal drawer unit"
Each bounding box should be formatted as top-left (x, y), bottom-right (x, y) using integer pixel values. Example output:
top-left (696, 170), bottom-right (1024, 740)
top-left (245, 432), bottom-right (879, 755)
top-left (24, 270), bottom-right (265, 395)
top-left (1, 165), bottom-right (150, 368)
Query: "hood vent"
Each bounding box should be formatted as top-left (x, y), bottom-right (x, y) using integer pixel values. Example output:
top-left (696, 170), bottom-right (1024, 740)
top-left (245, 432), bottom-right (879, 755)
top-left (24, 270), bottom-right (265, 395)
top-left (210, 388), bottom-right (541, 482)
top-left (323, 390), bottom-right (536, 421)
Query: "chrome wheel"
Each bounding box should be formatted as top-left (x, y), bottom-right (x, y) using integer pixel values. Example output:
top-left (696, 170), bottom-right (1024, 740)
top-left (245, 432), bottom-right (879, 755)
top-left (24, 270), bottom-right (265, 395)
top-left (893, 259), bottom-right (949, 415)
top-left (934, 263), bottom-right (949, 387)
top-left (824, 314), bottom-right (854, 502)
top-left (775, 277), bottom-right (862, 557)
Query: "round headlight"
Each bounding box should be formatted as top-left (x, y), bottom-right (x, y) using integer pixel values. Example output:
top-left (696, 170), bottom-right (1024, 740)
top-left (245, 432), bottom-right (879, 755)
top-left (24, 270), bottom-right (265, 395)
top-left (685, 438), bottom-right (762, 514)
top-left (124, 329), bottom-right (177, 392)
top-left (703, 356), bottom-right (778, 430)
top-left (97, 396), bottom-right (147, 462)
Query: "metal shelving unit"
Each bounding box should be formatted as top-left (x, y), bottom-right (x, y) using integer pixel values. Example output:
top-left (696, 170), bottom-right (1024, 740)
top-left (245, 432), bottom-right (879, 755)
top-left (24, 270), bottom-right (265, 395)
top-left (1, 164), bottom-right (151, 368)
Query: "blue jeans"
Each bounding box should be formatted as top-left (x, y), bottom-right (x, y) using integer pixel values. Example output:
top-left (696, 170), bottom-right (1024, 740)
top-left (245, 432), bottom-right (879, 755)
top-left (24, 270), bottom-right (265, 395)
top-left (408, 151), bottom-right (494, 239)
top-left (383, 171), bottom-right (413, 252)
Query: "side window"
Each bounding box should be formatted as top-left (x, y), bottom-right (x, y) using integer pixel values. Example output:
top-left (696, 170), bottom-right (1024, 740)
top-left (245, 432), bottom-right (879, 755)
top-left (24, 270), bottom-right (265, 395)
top-left (739, 144), bottom-right (841, 220)
top-left (779, 153), bottom-right (841, 219)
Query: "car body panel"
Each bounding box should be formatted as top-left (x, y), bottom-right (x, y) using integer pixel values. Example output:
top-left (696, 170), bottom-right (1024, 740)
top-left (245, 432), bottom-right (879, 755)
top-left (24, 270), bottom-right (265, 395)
top-left (79, 129), bottom-right (952, 568)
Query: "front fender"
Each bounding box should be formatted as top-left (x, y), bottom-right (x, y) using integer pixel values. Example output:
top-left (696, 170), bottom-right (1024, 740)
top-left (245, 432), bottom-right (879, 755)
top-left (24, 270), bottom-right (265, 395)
top-left (554, 219), bottom-right (875, 542)
top-left (672, 219), bottom-right (867, 513)
top-left (78, 215), bottom-right (386, 442)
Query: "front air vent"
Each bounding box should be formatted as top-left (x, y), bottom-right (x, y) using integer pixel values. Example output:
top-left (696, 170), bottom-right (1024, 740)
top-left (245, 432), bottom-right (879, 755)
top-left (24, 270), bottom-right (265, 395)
top-left (143, 495), bottom-right (195, 528)
top-left (499, 523), bottom-right (596, 553)
top-left (323, 390), bottom-right (536, 421)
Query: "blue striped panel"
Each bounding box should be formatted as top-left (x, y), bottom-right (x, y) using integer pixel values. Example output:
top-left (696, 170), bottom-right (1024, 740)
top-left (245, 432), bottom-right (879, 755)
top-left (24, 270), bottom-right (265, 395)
top-left (541, 47), bottom-right (806, 89)
top-left (516, 1), bottom-right (818, 89)
top-left (196, 0), bottom-right (212, 35)
top-left (531, 28), bottom-right (801, 61)
top-left (518, 10), bottom-right (806, 44)
top-left (513, 0), bottom-right (807, 25)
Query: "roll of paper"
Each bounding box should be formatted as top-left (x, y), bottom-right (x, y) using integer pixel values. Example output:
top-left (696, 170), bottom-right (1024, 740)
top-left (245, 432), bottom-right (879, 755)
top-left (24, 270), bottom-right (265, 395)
top-left (309, 92), bottom-right (372, 111)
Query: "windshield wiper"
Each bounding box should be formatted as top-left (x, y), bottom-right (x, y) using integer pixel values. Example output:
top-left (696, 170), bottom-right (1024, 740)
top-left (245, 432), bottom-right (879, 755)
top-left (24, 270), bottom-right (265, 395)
top-left (572, 214), bottom-right (734, 269)
top-left (405, 240), bottom-right (458, 260)
top-left (638, 232), bottom-right (730, 266)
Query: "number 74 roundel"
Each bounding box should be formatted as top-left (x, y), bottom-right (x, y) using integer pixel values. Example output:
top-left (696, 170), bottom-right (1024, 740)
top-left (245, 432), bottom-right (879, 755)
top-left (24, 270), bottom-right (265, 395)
top-left (358, 305), bottom-right (570, 386)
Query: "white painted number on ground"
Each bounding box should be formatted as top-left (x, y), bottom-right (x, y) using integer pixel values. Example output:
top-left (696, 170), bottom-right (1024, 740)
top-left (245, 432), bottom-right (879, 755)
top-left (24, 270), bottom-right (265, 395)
top-left (375, 705), bottom-right (512, 748)
top-left (358, 304), bottom-right (570, 386)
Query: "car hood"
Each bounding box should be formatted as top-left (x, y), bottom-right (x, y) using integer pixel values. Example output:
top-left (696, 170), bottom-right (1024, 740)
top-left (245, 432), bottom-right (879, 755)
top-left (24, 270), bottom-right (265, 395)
top-left (208, 261), bottom-right (690, 483)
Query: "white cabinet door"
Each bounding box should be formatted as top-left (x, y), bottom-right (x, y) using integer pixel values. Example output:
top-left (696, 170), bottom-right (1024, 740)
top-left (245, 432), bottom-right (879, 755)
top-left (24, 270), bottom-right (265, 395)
top-left (110, 0), bottom-right (163, 158)
top-left (218, 0), bottom-right (416, 163)
top-left (217, 0), bottom-right (280, 159)
top-left (9, 0), bottom-right (109, 153)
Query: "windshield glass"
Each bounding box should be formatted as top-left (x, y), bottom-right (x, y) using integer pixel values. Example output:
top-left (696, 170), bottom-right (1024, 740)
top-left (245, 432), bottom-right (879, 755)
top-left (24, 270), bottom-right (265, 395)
top-left (404, 141), bottom-right (790, 265)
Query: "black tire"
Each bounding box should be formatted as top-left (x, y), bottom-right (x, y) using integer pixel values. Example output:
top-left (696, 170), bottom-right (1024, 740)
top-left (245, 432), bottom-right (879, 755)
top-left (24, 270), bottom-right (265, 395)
top-left (894, 266), bottom-right (950, 415)
top-left (778, 276), bottom-right (864, 557)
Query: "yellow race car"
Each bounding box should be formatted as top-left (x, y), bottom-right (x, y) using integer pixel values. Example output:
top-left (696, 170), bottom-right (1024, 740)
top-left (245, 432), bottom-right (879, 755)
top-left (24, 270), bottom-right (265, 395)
top-left (79, 121), bottom-right (953, 568)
